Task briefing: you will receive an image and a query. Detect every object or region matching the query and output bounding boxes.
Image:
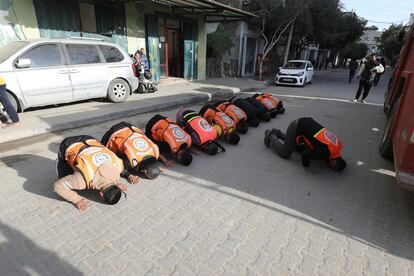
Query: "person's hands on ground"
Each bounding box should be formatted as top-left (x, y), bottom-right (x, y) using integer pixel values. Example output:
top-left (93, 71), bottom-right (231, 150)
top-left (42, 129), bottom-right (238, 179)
top-left (127, 174), bottom-right (140, 185)
top-left (117, 182), bottom-right (128, 192)
top-left (75, 198), bottom-right (90, 211)
top-left (163, 159), bottom-right (174, 168)
top-left (159, 155), bottom-right (174, 168)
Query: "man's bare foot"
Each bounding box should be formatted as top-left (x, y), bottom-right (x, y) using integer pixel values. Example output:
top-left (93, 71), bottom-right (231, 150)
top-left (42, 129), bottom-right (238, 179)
top-left (2, 122), bottom-right (21, 128)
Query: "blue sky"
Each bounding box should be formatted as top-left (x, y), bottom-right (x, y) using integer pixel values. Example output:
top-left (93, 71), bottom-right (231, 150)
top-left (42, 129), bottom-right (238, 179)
top-left (341, 0), bottom-right (413, 30)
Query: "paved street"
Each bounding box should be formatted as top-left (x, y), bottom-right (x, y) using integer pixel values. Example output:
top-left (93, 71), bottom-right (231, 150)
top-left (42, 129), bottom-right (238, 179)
top-left (267, 68), bottom-right (391, 105)
top-left (1, 70), bottom-right (414, 275)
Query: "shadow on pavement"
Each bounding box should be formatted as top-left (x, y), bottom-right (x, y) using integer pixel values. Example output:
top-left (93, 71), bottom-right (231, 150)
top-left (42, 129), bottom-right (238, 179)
top-left (0, 154), bottom-right (61, 201)
top-left (0, 221), bottom-right (82, 275)
top-left (161, 98), bottom-right (414, 260)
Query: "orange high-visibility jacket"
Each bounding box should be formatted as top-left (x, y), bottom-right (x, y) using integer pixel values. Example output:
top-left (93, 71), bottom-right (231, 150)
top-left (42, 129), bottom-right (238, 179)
top-left (105, 126), bottom-right (159, 168)
top-left (150, 118), bottom-right (192, 153)
top-left (65, 139), bottom-right (123, 188)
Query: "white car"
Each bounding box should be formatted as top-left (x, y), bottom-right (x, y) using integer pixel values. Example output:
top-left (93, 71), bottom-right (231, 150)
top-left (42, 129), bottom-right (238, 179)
top-left (0, 38), bottom-right (138, 112)
top-left (275, 60), bottom-right (314, 87)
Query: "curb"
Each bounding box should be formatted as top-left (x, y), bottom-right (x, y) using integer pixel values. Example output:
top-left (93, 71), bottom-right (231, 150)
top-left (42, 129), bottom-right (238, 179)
top-left (0, 88), bottom-right (241, 146)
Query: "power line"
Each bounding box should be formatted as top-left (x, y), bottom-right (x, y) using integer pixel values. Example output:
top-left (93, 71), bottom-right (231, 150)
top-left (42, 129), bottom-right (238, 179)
top-left (341, 6), bottom-right (409, 25)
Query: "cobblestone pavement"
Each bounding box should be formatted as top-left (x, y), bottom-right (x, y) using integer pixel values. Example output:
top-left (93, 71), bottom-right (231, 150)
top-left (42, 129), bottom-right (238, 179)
top-left (1, 94), bottom-right (414, 275)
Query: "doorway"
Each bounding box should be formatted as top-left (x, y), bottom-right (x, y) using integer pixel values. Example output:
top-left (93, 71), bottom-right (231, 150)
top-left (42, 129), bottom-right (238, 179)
top-left (158, 18), bottom-right (183, 79)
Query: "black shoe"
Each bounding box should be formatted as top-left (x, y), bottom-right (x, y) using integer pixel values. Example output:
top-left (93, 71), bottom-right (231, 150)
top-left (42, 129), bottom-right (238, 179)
top-left (264, 130), bottom-right (271, 148)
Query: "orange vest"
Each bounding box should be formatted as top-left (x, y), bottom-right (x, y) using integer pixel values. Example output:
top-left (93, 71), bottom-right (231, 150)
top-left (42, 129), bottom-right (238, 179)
top-left (151, 118), bottom-right (192, 153)
top-left (296, 128), bottom-right (342, 159)
top-left (255, 93), bottom-right (279, 110)
top-left (216, 102), bottom-right (247, 124)
top-left (202, 108), bottom-right (236, 136)
top-left (105, 126), bottom-right (159, 168)
top-left (65, 139), bottom-right (123, 188)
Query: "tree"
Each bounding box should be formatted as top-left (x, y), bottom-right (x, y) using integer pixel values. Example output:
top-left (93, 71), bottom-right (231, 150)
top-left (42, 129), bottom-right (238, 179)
top-left (379, 24), bottom-right (407, 61)
top-left (341, 42), bottom-right (368, 59)
top-left (207, 24), bottom-right (234, 77)
top-left (247, 0), bottom-right (306, 80)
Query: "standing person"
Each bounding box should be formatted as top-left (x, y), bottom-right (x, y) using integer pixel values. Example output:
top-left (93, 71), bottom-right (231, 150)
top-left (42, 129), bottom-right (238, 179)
top-left (139, 48), bottom-right (149, 70)
top-left (352, 53), bottom-right (384, 104)
top-left (0, 76), bottom-right (20, 128)
top-left (348, 58), bottom-right (358, 83)
top-left (264, 117), bottom-right (347, 171)
top-left (373, 57), bottom-right (386, 86)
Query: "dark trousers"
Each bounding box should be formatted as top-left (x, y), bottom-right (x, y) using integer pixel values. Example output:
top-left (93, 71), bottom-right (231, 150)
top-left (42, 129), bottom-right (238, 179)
top-left (349, 69), bottom-right (356, 83)
top-left (373, 73), bottom-right (382, 86)
top-left (355, 79), bottom-right (372, 101)
top-left (0, 84), bottom-right (19, 123)
top-left (269, 119), bottom-right (298, 159)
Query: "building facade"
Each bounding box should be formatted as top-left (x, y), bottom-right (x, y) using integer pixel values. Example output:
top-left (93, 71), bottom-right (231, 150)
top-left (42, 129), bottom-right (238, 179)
top-left (0, 0), bottom-right (253, 82)
top-left (359, 26), bottom-right (382, 54)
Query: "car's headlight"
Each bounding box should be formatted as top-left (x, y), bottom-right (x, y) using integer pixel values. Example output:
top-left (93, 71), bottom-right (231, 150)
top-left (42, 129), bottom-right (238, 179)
top-left (278, 72), bottom-right (286, 76)
top-left (296, 72), bottom-right (304, 76)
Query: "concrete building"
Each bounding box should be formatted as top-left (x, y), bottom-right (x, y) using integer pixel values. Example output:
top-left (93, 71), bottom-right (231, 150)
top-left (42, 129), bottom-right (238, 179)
top-left (359, 26), bottom-right (382, 54)
top-left (0, 0), bottom-right (254, 82)
top-left (205, 0), bottom-right (264, 78)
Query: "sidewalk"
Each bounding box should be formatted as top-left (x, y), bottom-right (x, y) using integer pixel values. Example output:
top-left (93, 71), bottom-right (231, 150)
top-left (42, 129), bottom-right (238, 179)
top-left (0, 77), bottom-right (269, 146)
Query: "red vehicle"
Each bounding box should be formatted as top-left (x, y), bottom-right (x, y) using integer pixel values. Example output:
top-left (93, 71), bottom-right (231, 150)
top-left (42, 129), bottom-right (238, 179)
top-left (380, 24), bottom-right (414, 189)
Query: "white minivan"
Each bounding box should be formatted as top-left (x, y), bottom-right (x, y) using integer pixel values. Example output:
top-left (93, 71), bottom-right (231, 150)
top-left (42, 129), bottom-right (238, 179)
top-left (0, 38), bottom-right (138, 112)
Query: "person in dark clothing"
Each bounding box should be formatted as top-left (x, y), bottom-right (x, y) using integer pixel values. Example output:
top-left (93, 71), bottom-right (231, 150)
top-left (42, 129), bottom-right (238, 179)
top-left (352, 53), bottom-right (384, 104)
top-left (0, 76), bottom-right (20, 128)
top-left (373, 57), bottom-right (386, 86)
top-left (348, 58), bottom-right (358, 83)
top-left (264, 117), bottom-right (346, 171)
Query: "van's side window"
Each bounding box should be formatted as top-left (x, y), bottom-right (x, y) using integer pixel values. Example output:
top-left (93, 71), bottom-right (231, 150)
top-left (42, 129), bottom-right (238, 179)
top-left (99, 46), bottom-right (124, 63)
top-left (65, 44), bottom-right (101, 65)
top-left (19, 44), bottom-right (61, 68)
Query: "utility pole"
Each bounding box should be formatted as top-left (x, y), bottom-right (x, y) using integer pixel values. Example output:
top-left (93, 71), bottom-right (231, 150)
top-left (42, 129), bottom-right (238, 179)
top-left (283, 19), bottom-right (295, 65)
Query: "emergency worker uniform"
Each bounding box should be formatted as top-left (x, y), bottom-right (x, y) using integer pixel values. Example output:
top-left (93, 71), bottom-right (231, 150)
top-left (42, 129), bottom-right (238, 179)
top-left (199, 105), bottom-right (240, 145)
top-left (214, 101), bottom-right (249, 134)
top-left (176, 110), bottom-right (225, 154)
top-left (266, 117), bottom-right (343, 167)
top-left (145, 114), bottom-right (192, 154)
top-left (102, 122), bottom-right (160, 178)
top-left (253, 93), bottom-right (285, 117)
top-left (54, 135), bottom-right (124, 204)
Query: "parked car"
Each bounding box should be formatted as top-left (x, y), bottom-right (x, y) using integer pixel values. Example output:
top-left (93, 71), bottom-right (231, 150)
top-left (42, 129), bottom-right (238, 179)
top-left (0, 38), bottom-right (138, 112)
top-left (275, 60), bottom-right (314, 87)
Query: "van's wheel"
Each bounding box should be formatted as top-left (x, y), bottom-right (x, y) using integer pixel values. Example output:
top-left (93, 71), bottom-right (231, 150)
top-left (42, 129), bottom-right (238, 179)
top-left (379, 98), bottom-right (399, 159)
top-left (107, 79), bottom-right (130, 103)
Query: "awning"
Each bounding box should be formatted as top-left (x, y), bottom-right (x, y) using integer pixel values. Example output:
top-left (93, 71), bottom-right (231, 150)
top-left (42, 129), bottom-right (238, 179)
top-left (147, 0), bottom-right (257, 22)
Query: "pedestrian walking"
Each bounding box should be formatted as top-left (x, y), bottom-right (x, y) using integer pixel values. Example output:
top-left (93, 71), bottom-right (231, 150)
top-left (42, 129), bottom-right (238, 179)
top-left (352, 53), bottom-right (384, 104)
top-left (348, 58), bottom-right (358, 83)
top-left (373, 57), bottom-right (386, 86)
top-left (0, 76), bottom-right (20, 128)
